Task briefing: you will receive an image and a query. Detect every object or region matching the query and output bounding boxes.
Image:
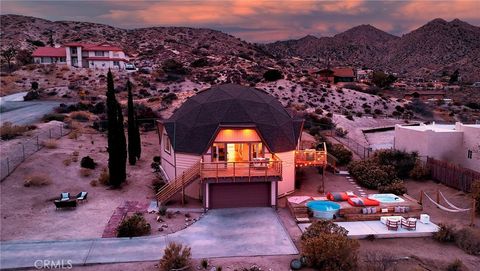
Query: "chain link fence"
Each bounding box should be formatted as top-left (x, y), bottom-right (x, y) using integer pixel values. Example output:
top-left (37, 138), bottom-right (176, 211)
top-left (333, 135), bottom-right (373, 159)
top-left (0, 123), bottom-right (70, 181)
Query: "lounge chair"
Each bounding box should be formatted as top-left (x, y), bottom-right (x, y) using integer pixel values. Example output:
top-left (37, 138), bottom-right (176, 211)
top-left (401, 217), bottom-right (417, 231)
top-left (60, 192), bottom-right (70, 201)
top-left (54, 200), bottom-right (77, 209)
top-left (386, 217), bottom-right (400, 231)
top-left (76, 192), bottom-right (88, 202)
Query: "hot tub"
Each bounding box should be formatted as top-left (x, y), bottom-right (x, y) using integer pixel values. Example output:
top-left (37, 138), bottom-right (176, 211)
top-left (368, 193), bottom-right (405, 203)
top-left (306, 200), bottom-right (341, 219)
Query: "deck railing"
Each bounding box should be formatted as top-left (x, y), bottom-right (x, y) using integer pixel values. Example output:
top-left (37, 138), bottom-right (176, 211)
top-left (200, 158), bottom-right (282, 181)
top-left (295, 149), bottom-right (327, 167)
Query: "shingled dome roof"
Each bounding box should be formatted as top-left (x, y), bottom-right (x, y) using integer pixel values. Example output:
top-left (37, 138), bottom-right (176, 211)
top-left (163, 84), bottom-right (303, 155)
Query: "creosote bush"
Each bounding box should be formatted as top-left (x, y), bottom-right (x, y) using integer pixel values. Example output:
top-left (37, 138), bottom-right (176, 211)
top-left (42, 139), bottom-right (58, 149)
top-left (0, 122), bottom-right (33, 140)
top-left (409, 162), bottom-right (430, 180)
top-left (69, 111), bottom-right (91, 122)
top-left (159, 242), bottom-right (192, 271)
top-left (329, 144), bottom-right (353, 166)
top-left (117, 212), bottom-right (151, 237)
top-left (98, 168), bottom-right (110, 185)
top-left (454, 227), bottom-right (480, 255)
top-left (24, 174), bottom-right (52, 187)
top-left (446, 259), bottom-right (465, 271)
top-left (433, 223), bottom-right (456, 243)
top-left (80, 156), bottom-right (96, 169)
top-left (301, 220), bottom-right (359, 270)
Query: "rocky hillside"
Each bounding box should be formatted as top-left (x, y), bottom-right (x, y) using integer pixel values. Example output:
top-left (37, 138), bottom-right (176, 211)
top-left (266, 19), bottom-right (480, 82)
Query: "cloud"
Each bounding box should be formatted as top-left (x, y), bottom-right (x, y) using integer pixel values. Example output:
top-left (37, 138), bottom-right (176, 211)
top-left (1, 0), bottom-right (479, 42)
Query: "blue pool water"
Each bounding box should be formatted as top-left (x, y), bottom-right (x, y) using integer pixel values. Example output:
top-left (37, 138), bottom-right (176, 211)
top-left (368, 193), bottom-right (405, 203)
top-left (306, 200), bottom-right (341, 219)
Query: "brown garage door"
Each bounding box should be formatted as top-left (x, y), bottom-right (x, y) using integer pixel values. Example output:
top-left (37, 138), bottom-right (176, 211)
top-left (209, 182), bottom-right (271, 209)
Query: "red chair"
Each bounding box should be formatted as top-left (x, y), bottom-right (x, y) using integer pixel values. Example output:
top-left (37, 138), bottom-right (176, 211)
top-left (386, 218), bottom-right (400, 231)
top-left (401, 218), bottom-right (417, 231)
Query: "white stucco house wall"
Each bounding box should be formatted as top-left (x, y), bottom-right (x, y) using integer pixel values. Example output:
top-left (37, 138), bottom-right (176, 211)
top-left (32, 42), bottom-right (128, 69)
top-left (394, 122), bottom-right (480, 172)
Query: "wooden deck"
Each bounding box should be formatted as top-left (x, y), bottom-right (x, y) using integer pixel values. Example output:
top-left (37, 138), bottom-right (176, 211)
top-left (200, 160), bottom-right (282, 182)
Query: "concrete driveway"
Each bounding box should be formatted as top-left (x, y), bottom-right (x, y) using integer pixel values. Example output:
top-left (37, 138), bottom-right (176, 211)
top-left (0, 208), bottom-right (298, 269)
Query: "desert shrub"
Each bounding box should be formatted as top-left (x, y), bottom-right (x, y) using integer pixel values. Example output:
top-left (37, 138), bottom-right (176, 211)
top-left (446, 259), bottom-right (465, 271)
top-left (42, 113), bottom-right (66, 122)
top-left (263, 69), bottom-right (283, 81)
top-left (335, 127), bottom-right (349, 137)
top-left (63, 158), bottom-right (72, 166)
top-left (159, 242), bottom-right (192, 271)
top-left (117, 212), bottom-right (151, 237)
top-left (162, 93), bottom-right (178, 105)
top-left (24, 174), bottom-right (51, 187)
top-left (80, 156), bottom-right (96, 169)
top-left (89, 180), bottom-right (97, 187)
top-left (190, 58), bottom-right (209, 68)
top-left (409, 162), bottom-right (430, 180)
top-left (301, 221), bottom-right (359, 270)
top-left (98, 168), bottom-right (109, 185)
top-left (80, 168), bottom-right (92, 177)
top-left (374, 149), bottom-right (417, 179)
top-left (70, 111), bottom-right (91, 122)
top-left (0, 122), bottom-right (32, 140)
top-left (348, 159), bottom-right (398, 189)
top-left (200, 258), bottom-right (208, 269)
top-left (329, 144), bottom-right (353, 166)
top-left (158, 205), bottom-right (168, 216)
top-left (42, 139), bottom-right (58, 149)
top-left (162, 59), bottom-right (187, 74)
top-left (433, 224), bottom-right (456, 243)
top-left (454, 227), bottom-right (480, 255)
top-left (378, 180), bottom-right (407, 195)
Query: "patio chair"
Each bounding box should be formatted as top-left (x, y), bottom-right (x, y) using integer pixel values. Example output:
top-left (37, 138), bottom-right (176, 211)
top-left (386, 217), bottom-right (400, 231)
top-left (54, 200), bottom-right (77, 209)
top-left (401, 217), bottom-right (417, 231)
top-left (60, 192), bottom-right (70, 201)
top-left (76, 192), bottom-right (88, 202)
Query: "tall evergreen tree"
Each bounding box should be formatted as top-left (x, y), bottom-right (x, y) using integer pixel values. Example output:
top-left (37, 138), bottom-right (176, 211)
top-left (106, 69), bottom-right (127, 187)
top-left (127, 80), bottom-right (141, 165)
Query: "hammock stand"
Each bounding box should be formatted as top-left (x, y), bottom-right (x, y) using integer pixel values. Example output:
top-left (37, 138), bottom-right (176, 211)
top-left (419, 189), bottom-right (476, 227)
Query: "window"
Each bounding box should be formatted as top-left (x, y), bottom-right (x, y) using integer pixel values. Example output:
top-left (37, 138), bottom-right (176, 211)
top-left (467, 150), bottom-right (473, 159)
top-left (164, 134), bottom-right (171, 154)
top-left (70, 47), bottom-right (77, 55)
top-left (113, 61), bottom-right (120, 67)
top-left (95, 51), bottom-right (105, 56)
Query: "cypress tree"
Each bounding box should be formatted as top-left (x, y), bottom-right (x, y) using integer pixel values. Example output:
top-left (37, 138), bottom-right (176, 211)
top-left (106, 69), bottom-right (127, 187)
top-left (127, 80), bottom-right (141, 165)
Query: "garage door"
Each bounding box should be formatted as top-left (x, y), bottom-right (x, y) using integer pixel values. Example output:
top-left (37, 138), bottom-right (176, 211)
top-left (209, 182), bottom-right (271, 209)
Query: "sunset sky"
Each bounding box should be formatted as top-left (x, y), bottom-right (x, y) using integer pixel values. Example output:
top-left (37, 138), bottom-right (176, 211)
top-left (1, 0), bottom-right (479, 42)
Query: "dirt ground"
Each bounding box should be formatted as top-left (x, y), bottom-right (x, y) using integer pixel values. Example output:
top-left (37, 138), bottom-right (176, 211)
top-left (0, 129), bottom-right (192, 240)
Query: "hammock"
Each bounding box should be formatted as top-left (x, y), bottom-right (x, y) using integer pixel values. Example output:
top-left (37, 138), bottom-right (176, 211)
top-left (439, 191), bottom-right (471, 212)
top-left (423, 192), bottom-right (470, 213)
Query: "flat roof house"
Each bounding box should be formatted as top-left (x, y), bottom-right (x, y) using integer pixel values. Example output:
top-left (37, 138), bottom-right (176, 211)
top-left (32, 42), bottom-right (128, 69)
top-left (156, 84), bottom-right (327, 209)
top-left (394, 122), bottom-right (480, 172)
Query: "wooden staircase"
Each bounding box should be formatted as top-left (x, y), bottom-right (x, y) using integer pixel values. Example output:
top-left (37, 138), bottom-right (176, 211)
top-left (156, 161), bottom-right (201, 205)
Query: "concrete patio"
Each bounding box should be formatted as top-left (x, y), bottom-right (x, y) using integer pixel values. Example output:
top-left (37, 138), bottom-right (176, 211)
top-left (0, 208), bottom-right (298, 270)
top-left (298, 220), bottom-right (439, 239)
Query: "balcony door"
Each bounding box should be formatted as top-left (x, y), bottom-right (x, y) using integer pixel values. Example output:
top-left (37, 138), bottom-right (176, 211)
top-left (212, 143), bottom-right (226, 163)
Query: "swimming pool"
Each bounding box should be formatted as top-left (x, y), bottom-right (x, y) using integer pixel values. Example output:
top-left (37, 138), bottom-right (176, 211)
top-left (306, 200), bottom-right (341, 219)
top-left (368, 193), bottom-right (405, 203)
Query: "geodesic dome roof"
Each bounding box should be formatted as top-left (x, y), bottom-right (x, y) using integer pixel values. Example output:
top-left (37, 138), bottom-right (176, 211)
top-left (163, 84), bottom-right (303, 155)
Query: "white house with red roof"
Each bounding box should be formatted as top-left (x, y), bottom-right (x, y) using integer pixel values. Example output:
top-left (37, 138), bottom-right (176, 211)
top-left (32, 42), bottom-right (128, 69)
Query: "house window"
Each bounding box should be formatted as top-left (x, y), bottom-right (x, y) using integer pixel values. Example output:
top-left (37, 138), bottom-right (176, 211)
top-left (70, 47), bottom-right (77, 55)
top-left (467, 150), bottom-right (473, 159)
top-left (164, 134), bottom-right (171, 154)
top-left (113, 61), bottom-right (120, 66)
top-left (95, 51), bottom-right (105, 56)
